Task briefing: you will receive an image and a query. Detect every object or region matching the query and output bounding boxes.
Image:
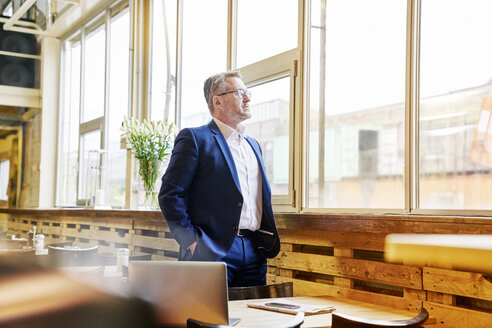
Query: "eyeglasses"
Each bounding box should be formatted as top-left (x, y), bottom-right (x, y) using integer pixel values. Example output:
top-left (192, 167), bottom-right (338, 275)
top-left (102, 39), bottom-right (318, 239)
top-left (216, 89), bottom-right (251, 99)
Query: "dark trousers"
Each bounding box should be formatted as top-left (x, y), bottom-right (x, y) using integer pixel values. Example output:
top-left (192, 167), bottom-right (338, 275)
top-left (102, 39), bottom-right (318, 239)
top-left (221, 235), bottom-right (267, 287)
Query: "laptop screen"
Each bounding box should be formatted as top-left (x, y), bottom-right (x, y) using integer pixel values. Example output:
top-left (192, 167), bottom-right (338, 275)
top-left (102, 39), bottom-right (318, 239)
top-left (129, 261), bottom-right (230, 327)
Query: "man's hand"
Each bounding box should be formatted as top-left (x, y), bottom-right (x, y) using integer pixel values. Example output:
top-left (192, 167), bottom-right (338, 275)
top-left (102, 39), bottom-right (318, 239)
top-left (188, 241), bottom-right (197, 255)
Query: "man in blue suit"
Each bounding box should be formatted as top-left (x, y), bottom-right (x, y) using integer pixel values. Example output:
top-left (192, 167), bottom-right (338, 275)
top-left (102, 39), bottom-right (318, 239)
top-left (158, 71), bottom-right (280, 287)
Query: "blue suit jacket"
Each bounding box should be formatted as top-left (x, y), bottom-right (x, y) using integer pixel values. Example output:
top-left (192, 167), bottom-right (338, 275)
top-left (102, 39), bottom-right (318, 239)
top-left (158, 120), bottom-right (280, 261)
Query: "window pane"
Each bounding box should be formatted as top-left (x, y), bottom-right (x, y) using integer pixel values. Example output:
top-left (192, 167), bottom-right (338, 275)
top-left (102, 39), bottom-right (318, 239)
top-left (83, 24), bottom-right (106, 122)
top-left (0, 160), bottom-right (10, 200)
top-left (78, 131), bottom-right (101, 204)
top-left (151, 0), bottom-right (176, 123)
top-left (243, 77), bottom-right (290, 196)
top-left (108, 9), bottom-right (130, 208)
top-left (419, 0), bottom-right (492, 210)
top-left (307, 0), bottom-right (406, 208)
top-left (181, 0), bottom-right (227, 128)
top-left (58, 41), bottom-right (81, 206)
top-left (236, 0), bottom-right (297, 67)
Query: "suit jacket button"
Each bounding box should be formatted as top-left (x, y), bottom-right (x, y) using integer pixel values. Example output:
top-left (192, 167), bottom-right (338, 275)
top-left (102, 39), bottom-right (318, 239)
top-left (237, 202), bottom-right (242, 207)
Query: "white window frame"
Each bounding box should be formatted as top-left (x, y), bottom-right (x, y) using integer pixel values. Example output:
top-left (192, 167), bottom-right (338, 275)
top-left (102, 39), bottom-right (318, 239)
top-left (57, 0), bottom-right (130, 207)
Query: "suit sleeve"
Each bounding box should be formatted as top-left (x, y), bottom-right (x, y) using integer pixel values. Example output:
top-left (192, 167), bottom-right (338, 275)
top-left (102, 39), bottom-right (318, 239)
top-left (158, 128), bottom-right (199, 248)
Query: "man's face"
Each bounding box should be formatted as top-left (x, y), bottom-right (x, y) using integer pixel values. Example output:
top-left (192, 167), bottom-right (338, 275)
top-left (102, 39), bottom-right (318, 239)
top-left (215, 77), bottom-right (251, 126)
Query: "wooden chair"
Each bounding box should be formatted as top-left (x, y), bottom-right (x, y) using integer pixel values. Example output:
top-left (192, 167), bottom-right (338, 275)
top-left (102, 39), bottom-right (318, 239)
top-left (46, 241), bottom-right (74, 248)
top-left (228, 282), bottom-right (293, 301)
top-left (187, 311), bottom-right (304, 328)
top-left (47, 245), bottom-right (99, 267)
top-left (331, 307), bottom-right (429, 328)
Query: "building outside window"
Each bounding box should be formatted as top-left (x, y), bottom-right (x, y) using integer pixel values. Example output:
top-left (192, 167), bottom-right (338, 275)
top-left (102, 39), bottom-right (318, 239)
top-left (418, 0), bottom-right (492, 210)
top-left (307, 0), bottom-right (406, 209)
top-left (306, 0), bottom-right (492, 213)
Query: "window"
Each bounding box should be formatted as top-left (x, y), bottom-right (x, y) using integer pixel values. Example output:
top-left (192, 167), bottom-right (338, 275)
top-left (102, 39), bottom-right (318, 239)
top-left (305, 0), bottom-right (492, 214)
top-left (149, 0), bottom-right (299, 207)
top-left (57, 3), bottom-right (130, 208)
top-left (79, 131), bottom-right (102, 204)
top-left (419, 0), bottom-right (492, 210)
top-left (107, 8), bottom-right (130, 207)
top-left (244, 76), bottom-right (291, 196)
top-left (235, 0), bottom-right (300, 207)
top-left (83, 23), bottom-right (106, 123)
top-left (0, 160), bottom-right (9, 201)
top-left (150, 0), bottom-right (177, 122)
top-left (57, 0), bottom-right (302, 209)
top-left (306, 0), bottom-right (407, 209)
top-left (57, 40), bottom-right (81, 206)
top-left (56, 0), bottom-right (492, 215)
top-left (236, 0), bottom-right (298, 68)
top-left (180, 0), bottom-right (228, 129)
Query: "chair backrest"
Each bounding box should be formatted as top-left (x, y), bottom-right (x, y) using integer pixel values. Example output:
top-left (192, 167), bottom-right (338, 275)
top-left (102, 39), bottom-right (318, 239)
top-left (228, 282), bottom-right (293, 301)
top-left (47, 245), bottom-right (99, 267)
top-left (331, 307), bottom-right (429, 328)
top-left (46, 241), bottom-right (73, 248)
top-left (187, 311), bottom-right (304, 328)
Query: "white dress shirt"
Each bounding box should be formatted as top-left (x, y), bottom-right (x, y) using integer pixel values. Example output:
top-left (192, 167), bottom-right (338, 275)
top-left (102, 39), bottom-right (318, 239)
top-left (214, 118), bottom-right (262, 231)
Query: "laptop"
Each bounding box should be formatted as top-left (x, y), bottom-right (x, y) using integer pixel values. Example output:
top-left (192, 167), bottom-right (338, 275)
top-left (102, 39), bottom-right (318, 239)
top-left (128, 261), bottom-right (240, 327)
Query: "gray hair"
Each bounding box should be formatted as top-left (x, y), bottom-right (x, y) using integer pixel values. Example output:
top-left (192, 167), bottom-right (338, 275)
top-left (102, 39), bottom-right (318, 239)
top-left (203, 71), bottom-right (242, 114)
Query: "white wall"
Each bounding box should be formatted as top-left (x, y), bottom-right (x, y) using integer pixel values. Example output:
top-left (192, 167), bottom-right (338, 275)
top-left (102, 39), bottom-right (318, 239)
top-left (38, 37), bottom-right (60, 207)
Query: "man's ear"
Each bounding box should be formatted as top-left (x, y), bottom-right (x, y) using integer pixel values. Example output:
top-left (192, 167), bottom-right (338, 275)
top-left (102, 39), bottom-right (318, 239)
top-left (213, 95), bottom-right (222, 109)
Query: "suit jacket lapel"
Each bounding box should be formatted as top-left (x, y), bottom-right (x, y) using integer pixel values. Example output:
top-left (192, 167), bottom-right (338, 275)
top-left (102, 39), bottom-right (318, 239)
top-left (209, 121), bottom-right (242, 194)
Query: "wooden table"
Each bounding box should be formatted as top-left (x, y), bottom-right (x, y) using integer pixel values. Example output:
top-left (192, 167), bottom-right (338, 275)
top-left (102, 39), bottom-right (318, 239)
top-left (384, 234), bottom-right (492, 273)
top-left (57, 265), bottom-right (129, 293)
top-left (229, 296), bottom-right (422, 328)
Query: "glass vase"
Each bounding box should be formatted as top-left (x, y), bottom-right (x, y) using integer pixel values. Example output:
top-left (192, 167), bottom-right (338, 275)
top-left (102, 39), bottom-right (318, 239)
top-left (138, 158), bottom-right (161, 210)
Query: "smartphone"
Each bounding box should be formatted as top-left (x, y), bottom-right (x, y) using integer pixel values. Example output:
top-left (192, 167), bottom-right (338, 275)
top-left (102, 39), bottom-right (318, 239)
top-left (264, 302), bottom-right (300, 309)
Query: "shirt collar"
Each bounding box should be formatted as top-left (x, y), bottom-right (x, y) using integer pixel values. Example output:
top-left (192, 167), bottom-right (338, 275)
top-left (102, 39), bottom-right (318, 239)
top-left (213, 118), bottom-right (247, 141)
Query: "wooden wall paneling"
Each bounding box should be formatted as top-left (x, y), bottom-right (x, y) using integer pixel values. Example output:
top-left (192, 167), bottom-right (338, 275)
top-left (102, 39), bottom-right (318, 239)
top-left (281, 243), bottom-right (294, 277)
top-left (424, 301), bottom-right (492, 328)
top-left (16, 217), bottom-right (33, 234)
top-left (3, 209), bottom-right (492, 328)
top-left (334, 248), bottom-right (354, 289)
top-left (0, 213), bottom-right (8, 233)
top-left (275, 251), bottom-right (422, 289)
top-left (91, 227), bottom-right (132, 245)
top-left (404, 288), bottom-right (427, 301)
top-left (133, 218), bottom-right (178, 259)
top-left (275, 213), bottom-right (492, 235)
top-left (132, 234), bottom-right (179, 252)
top-left (97, 245), bottom-right (115, 254)
top-left (427, 291), bottom-right (456, 306)
top-left (266, 265), bottom-right (280, 279)
top-left (61, 222), bottom-right (90, 239)
top-left (133, 218), bottom-right (169, 231)
top-left (278, 229), bottom-right (386, 251)
top-left (424, 267), bottom-right (492, 301)
top-left (38, 221), bottom-right (62, 236)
